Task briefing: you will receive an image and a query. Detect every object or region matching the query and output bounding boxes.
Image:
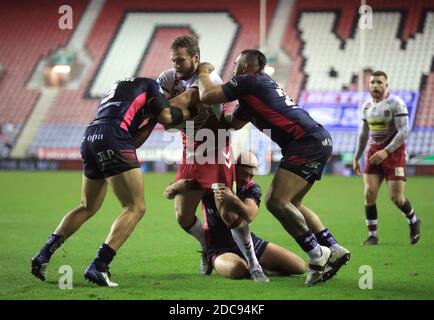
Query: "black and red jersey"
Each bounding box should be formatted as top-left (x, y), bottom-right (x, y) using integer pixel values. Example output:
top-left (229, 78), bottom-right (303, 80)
top-left (92, 77), bottom-right (166, 135)
top-left (222, 74), bottom-right (321, 148)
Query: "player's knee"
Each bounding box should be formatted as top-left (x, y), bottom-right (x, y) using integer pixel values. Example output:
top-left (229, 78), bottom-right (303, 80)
top-left (265, 195), bottom-right (281, 213)
top-left (78, 201), bottom-right (99, 218)
top-left (266, 196), bottom-right (289, 219)
top-left (175, 209), bottom-right (195, 228)
top-left (220, 210), bottom-right (244, 226)
top-left (291, 199), bottom-right (302, 209)
top-left (127, 202), bottom-right (146, 219)
top-left (294, 260), bottom-right (307, 275)
top-left (390, 194), bottom-right (404, 207)
top-left (136, 203), bottom-right (146, 218)
top-left (364, 188), bottom-right (377, 202)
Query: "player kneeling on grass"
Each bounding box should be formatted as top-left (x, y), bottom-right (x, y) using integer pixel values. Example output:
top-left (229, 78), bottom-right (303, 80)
top-left (31, 78), bottom-right (198, 287)
top-left (164, 152), bottom-right (306, 281)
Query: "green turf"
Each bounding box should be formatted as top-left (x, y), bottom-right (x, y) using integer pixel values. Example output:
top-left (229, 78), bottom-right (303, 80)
top-left (0, 171), bottom-right (433, 300)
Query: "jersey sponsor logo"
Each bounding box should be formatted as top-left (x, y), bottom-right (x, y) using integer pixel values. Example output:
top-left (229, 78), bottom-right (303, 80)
top-left (305, 161), bottom-right (321, 169)
top-left (222, 150), bottom-right (232, 169)
top-left (384, 110), bottom-right (391, 117)
top-left (395, 167), bottom-right (405, 177)
top-left (97, 149), bottom-right (115, 162)
top-left (86, 133), bottom-right (104, 143)
top-left (321, 138), bottom-right (333, 146)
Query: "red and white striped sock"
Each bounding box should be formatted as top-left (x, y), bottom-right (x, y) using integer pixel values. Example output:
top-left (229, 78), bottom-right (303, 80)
top-left (366, 219), bottom-right (378, 238)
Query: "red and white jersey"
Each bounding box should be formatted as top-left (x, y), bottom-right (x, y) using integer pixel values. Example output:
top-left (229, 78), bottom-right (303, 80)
top-left (362, 94), bottom-right (408, 147)
top-left (157, 69), bottom-right (226, 152)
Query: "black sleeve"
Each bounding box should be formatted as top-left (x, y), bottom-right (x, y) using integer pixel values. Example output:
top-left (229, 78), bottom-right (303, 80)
top-left (221, 75), bottom-right (253, 101)
top-left (240, 184), bottom-right (262, 207)
top-left (147, 80), bottom-right (170, 117)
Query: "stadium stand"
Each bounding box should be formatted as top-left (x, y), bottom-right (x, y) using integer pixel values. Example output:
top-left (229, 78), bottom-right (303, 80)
top-left (0, 0), bottom-right (433, 164)
top-left (282, 0), bottom-right (434, 156)
top-left (0, 0), bottom-right (88, 127)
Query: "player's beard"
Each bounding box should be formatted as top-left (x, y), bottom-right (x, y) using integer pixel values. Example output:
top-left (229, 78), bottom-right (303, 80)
top-left (176, 64), bottom-right (196, 80)
top-left (371, 90), bottom-right (384, 101)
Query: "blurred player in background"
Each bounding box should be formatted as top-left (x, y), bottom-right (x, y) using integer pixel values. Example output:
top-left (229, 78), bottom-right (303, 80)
top-left (165, 152), bottom-right (306, 281)
top-left (31, 77), bottom-right (196, 287)
top-left (157, 36), bottom-right (240, 276)
top-left (353, 71), bottom-right (421, 245)
top-left (196, 49), bottom-right (350, 286)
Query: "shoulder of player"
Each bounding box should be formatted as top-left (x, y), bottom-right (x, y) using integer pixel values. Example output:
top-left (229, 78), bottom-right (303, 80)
top-left (386, 94), bottom-right (406, 106)
top-left (229, 74), bottom-right (258, 87)
top-left (245, 180), bottom-right (261, 193)
top-left (120, 77), bottom-right (160, 92)
top-left (361, 99), bottom-right (372, 110)
top-left (157, 69), bottom-right (176, 83)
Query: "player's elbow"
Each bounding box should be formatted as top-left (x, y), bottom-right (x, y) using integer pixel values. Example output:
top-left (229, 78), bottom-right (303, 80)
top-left (199, 90), bottom-right (214, 105)
top-left (157, 108), bottom-right (173, 125)
top-left (244, 208), bottom-right (258, 224)
top-left (243, 216), bottom-right (254, 224)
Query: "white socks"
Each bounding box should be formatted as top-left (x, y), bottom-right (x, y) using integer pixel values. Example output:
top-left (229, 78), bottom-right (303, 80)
top-left (230, 220), bottom-right (262, 271)
top-left (186, 217), bottom-right (206, 249)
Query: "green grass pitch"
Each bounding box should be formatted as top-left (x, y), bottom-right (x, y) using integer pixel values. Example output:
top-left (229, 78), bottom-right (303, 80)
top-left (0, 171), bottom-right (433, 300)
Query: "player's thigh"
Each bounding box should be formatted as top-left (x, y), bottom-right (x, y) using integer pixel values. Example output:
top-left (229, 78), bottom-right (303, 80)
top-left (292, 183), bottom-right (314, 208)
top-left (106, 168), bottom-right (144, 208)
top-left (387, 179), bottom-right (405, 200)
top-left (81, 175), bottom-right (108, 213)
top-left (214, 253), bottom-right (249, 279)
top-left (174, 190), bottom-right (204, 216)
top-left (267, 167), bottom-right (309, 203)
top-left (259, 243), bottom-right (306, 275)
top-left (363, 174), bottom-right (383, 195)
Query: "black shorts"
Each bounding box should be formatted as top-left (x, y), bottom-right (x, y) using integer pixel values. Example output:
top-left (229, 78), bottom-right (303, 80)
top-left (210, 232), bottom-right (269, 264)
top-left (279, 125), bottom-right (333, 183)
top-left (80, 124), bottom-right (140, 179)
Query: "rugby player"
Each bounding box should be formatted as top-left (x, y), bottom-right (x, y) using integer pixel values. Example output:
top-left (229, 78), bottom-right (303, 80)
top-left (196, 49), bottom-right (350, 286)
top-left (165, 152), bottom-right (306, 281)
top-left (158, 36), bottom-right (256, 277)
top-left (31, 77), bottom-right (195, 287)
top-left (353, 70), bottom-right (421, 245)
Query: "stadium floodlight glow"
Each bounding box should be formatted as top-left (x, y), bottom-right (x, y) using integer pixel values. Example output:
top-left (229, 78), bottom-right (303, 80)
top-left (264, 65), bottom-right (275, 76)
top-left (53, 65), bottom-right (71, 74)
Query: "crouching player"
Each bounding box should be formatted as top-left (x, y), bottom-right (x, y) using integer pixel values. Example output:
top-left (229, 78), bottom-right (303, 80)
top-left (164, 152), bottom-right (306, 280)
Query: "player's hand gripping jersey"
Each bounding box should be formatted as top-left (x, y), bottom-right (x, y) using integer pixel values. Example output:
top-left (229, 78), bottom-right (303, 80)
top-left (202, 180), bottom-right (268, 257)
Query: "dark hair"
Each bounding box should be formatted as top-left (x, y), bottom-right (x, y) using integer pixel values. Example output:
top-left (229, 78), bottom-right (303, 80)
top-left (240, 49), bottom-right (267, 72)
top-left (372, 70), bottom-right (388, 80)
top-left (171, 35), bottom-right (200, 57)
